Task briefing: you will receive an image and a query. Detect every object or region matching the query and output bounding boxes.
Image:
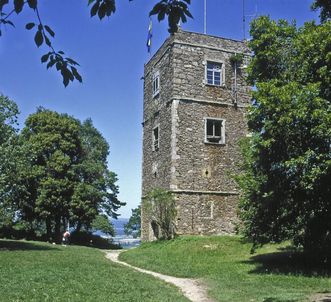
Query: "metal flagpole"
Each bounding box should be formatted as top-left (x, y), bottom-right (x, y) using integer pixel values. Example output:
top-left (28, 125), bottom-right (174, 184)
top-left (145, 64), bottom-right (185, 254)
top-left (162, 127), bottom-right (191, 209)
top-left (243, 0), bottom-right (246, 40)
top-left (243, 0), bottom-right (258, 41)
top-left (204, 0), bottom-right (207, 34)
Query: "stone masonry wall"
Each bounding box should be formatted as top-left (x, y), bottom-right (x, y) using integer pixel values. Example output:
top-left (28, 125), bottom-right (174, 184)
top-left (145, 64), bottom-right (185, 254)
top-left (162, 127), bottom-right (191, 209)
top-left (175, 193), bottom-right (239, 235)
top-left (141, 30), bottom-right (251, 241)
top-left (173, 101), bottom-right (247, 192)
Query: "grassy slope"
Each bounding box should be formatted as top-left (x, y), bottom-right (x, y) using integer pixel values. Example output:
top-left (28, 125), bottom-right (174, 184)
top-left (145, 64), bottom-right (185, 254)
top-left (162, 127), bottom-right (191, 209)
top-left (0, 240), bottom-right (189, 302)
top-left (120, 236), bottom-right (331, 302)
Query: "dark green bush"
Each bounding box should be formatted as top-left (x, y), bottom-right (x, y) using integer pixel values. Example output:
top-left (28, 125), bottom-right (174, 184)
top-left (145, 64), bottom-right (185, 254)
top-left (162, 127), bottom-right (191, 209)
top-left (70, 231), bottom-right (121, 250)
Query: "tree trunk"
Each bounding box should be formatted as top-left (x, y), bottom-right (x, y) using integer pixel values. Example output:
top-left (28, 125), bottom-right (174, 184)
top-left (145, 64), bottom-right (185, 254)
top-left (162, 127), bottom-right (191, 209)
top-left (46, 219), bottom-right (52, 242)
top-left (54, 217), bottom-right (62, 243)
top-left (76, 222), bottom-right (82, 233)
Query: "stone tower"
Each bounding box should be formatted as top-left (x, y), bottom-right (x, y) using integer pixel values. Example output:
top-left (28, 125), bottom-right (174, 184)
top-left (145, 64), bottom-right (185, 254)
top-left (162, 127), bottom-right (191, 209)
top-left (141, 30), bottom-right (251, 241)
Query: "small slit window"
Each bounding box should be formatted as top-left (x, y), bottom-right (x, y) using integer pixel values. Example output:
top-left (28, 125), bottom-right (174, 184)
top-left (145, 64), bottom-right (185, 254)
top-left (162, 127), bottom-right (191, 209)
top-left (153, 126), bottom-right (159, 151)
top-left (152, 71), bottom-right (160, 97)
top-left (205, 118), bottom-right (225, 144)
top-left (206, 61), bottom-right (223, 86)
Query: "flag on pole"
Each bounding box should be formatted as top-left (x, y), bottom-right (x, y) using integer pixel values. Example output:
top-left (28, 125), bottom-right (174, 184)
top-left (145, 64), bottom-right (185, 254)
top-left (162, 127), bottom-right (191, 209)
top-left (146, 19), bottom-right (152, 53)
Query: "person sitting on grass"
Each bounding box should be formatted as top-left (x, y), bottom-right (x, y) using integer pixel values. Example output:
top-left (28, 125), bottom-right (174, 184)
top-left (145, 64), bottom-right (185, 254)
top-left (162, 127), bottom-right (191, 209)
top-left (62, 230), bottom-right (70, 245)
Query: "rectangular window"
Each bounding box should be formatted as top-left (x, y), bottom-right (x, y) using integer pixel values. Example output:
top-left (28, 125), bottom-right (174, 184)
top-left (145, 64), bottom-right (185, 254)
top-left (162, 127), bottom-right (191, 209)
top-left (199, 202), bottom-right (214, 219)
top-left (206, 61), bottom-right (223, 86)
top-left (152, 71), bottom-right (160, 97)
top-left (153, 126), bottom-right (159, 151)
top-left (205, 118), bottom-right (225, 144)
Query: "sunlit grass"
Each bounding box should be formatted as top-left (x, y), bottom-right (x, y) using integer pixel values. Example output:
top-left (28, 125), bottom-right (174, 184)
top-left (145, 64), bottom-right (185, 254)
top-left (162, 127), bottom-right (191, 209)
top-left (0, 239), bottom-right (189, 301)
top-left (120, 236), bottom-right (331, 302)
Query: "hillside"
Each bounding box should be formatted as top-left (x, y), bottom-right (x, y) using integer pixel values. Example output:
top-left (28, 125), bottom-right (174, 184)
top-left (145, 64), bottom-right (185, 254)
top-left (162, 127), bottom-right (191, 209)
top-left (120, 236), bottom-right (331, 302)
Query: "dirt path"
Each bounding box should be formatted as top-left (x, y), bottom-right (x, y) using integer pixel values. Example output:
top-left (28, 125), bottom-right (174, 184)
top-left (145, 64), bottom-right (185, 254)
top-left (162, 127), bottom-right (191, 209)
top-left (106, 250), bottom-right (214, 302)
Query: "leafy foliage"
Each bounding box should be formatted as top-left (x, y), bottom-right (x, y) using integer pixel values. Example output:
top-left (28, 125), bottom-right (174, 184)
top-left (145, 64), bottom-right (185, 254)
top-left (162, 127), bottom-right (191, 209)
top-left (311, 0), bottom-right (331, 23)
top-left (0, 0), bottom-right (82, 86)
top-left (70, 231), bottom-right (117, 249)
top-left (229, 53), bottom-right (244, 66)
top-left (0, 95), bottom-right (22, 233)
top-left (88, 0), bottom-right (116, 19)
top-left (91, 214), bottom-right (115, 237)
top-left (0, 0), bottom-right (192, 86)
top-left (15, 109), bottom-right (124, 242)
top-left (124, 205), bottom-right (141, 238)
top-left (149, 0), bottom-right (193, 34)
top-left (143, 188), bottom-right (176, 240)
top-left (70, 119), bottom-right (125, 230)
top-left (237, 16), bottom-right (331, 262)
top-left (19, 108), bottom-right (82, 242)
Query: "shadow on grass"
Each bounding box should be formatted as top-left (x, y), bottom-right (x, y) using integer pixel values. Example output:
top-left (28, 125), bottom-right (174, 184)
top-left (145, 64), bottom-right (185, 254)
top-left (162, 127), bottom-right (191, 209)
top-left (243, 247), bottom-right (331, 277)
top-left (0, 240), bottom-right (60, 251)
top-left (262, 298), bottom-right (297, 302)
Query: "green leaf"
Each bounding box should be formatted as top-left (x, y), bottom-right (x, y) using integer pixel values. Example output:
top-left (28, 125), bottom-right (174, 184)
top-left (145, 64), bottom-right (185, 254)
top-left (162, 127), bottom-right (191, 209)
top-left (45, 35), bottom-right (52, 47)
top-left (25, 22), bottom-right (35, 30)
top-left (66, 58), bottom-right (79, 66)
top-left (4, 20), bottom-right (15, 27)
top-left (61, 68), bottom-right (70, 87)
top-left (71, 67), bottom-right (82, 83)
top-left (149, 3), bottom-right (166, 17)
top-left (157, 10), bottom-right (166, 21)
top-left (14, 0), bottom-right (24, 14)
top-left (98, 2), bottom-right (106, 19)
top-left (46, 59), bottom-right (56, 69)
top-left (27, 0), bottom-right (37, 9)
top-left (44, 25), bottom-right (55, 37)
top-left (90, 0), bottom-right (100, 17)
top-left (34, 30), bottom-right (43, 47)
top-left (56, 62), bottom-right (62, 71)
top-left (0, 0), bottom-right (9, 11)
top-left (41, 53), bottom-right (50, 63)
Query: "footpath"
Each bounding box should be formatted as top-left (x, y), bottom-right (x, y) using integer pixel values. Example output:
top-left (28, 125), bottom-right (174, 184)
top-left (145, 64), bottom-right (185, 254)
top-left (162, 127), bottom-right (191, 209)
top-left (106, 250), bottom-right (214, 302)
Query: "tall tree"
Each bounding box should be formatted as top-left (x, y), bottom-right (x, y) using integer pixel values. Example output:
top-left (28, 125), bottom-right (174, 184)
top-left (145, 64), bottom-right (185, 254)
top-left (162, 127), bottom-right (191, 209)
top-left (0, 95), bottom-right (22, 234)
top-left (237, 15), bottom-right (331, 261)
top-left (20, 108), bottom-right (82, 242)
top-left (71, 118), bottom-right (125, 232)
top-left (311, 0), bottom-right (331, 22)
top-left (0, 0), bottom-right (192, 86)
top-left (124, 205), bottom-right (141, 238)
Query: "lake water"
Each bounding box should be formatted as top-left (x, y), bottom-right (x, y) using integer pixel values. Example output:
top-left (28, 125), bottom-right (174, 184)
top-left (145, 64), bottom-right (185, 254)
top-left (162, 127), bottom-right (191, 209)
top-left (94, 218), bottom-right (141, 249)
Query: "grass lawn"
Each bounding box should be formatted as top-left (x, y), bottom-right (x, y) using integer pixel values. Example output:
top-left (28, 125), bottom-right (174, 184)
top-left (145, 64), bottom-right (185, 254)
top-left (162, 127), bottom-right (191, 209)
top-left (120, 236), bottom-right (331, 302)
top-left (0, 239), bottom-right (189, 302)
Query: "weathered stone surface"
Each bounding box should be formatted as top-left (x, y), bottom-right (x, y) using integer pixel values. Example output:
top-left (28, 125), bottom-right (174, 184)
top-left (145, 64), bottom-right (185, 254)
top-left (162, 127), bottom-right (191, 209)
top-left (141, 30), bottom-right (251, 241)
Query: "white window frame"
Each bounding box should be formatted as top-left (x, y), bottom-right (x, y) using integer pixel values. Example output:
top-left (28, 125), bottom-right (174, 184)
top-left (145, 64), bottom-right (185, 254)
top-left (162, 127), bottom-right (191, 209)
top-left (204, 117), bottom-right (225, 145)
top-left (152, 71), bottom-right (160, 97)
top-left (199, 201), bottom-right (214, 219)
top-left (204, 60), bottom-right (225, 87)
top-left (152, 125), bottom-right (159, 151)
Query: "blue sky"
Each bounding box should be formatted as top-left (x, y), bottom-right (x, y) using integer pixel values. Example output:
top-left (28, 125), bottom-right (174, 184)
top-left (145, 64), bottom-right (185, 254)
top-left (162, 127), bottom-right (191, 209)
top-left (0, 0), bottom-right (319, 218)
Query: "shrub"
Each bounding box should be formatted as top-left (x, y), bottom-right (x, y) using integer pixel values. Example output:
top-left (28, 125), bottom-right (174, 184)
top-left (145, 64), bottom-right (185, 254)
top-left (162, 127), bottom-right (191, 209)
top-left (70, 231), bottom-right (121, 249)
top-left (143, 188), bottom-right (177, 240)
